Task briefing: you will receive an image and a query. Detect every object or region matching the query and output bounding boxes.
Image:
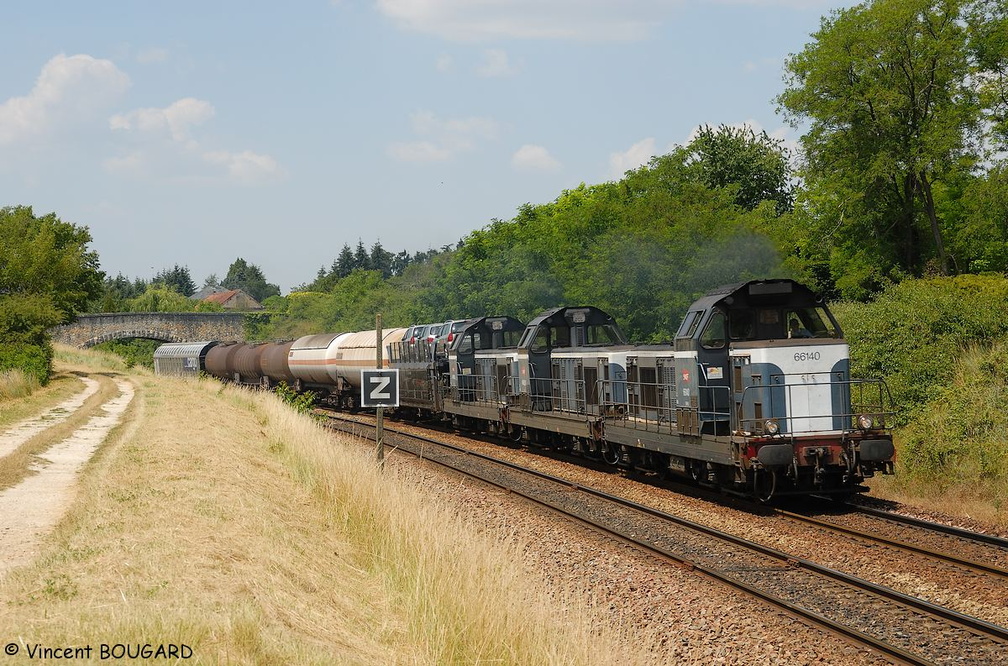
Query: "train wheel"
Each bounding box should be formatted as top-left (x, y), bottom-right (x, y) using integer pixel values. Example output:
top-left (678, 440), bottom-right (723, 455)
top-left (601, 440), bottom-right (620, 466)
top-left (753, 468), bottom-right (777, 503)
top-left (688, 460), bottom-right (706, 484)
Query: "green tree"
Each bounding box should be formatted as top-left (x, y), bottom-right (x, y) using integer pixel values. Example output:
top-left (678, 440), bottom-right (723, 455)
top-left (92, 273), bottom-right (148, 312)
top-left (353, 240), bottom-right (370, 271)
top-left (685, 124), bottom-right (795, 214)
top-left (152, 264), bottom-right (196, 297)
top-left (370, 241), bottom-right (394, 278)
top-left (0, 206), bottom-right (103, 382)
top-left (125, 285), bottom-right (199, 312)
top-left (969, 0), bottom-right (1008, 150)
top-left (778, 0), bottom-right (985, 290)
top-left (222, 257), bottom-right (281, 302)
top-left (335, 244), bottom-right (354, 278)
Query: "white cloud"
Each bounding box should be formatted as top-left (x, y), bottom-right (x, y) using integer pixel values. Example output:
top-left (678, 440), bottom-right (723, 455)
top-left (608, 137), bottom-right (657, 179)
top-left (512, 144), bottom-right (560, 171)
top-left (388, 111), bottom-right (500, 163)
top-left (436, 54), bottom-right (454, 72)
top-left (0, 54), bottom-right (130, 145)
top-left (476, 49), bottom-right (518, 77)
top-left (108, 98), bottom-right (283, 184)
top-left (375, 0), bottom-right (837, 42)
top-left (102, 151), bottom-right (146, 175)
top-left (203, 150), bottom-right (284, 184)
top-left (376, 0), bottom-right (669, 42)
top-left (110, 97), bottom-right (215, 144)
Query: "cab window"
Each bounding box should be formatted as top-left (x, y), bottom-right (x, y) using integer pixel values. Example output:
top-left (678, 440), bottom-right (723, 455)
top-left (530, 326), bottom-right (550, 353)
top-left (729, 309), bottom-right (755, 340)
top-left (790, 307), bottom-right (840, 338)
top-left (700, 311), bottom-right (727, 349)
top-left (676, 311), bottom-right (703, 338)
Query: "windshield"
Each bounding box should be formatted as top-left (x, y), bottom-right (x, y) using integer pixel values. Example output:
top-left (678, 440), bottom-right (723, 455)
top-left (728, 306), bottom-right (841, 341)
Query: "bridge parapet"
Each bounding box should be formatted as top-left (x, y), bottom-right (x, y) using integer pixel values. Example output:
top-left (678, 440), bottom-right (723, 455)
top-left (51, 312), bottom-right (247, 348)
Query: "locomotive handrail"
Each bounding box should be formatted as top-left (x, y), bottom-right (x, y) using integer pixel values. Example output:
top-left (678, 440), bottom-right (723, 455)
top-left (442, 362), bottom-right (894, 440)
top-left (735, 375), bottom-right (894, 436)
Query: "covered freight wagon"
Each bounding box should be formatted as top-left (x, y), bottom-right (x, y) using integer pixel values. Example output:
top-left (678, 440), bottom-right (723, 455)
top-left (153, 341), bottom-right (219, 376)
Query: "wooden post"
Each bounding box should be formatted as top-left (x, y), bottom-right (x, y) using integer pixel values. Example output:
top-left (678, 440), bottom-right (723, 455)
top-left (376, 313), bottom-right (384, 469)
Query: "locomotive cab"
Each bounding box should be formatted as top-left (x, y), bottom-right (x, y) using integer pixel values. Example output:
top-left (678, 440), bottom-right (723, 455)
top-left (448, 316), bottom-right (525, 403)
top-left (676, 279), bottom-right (894, 498)
top-left (514, 307), bottom-right (627, 411)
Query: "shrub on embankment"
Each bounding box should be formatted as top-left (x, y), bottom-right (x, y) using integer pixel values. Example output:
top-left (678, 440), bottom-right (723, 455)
top-left (833, 275), bottom-right (1008, 516)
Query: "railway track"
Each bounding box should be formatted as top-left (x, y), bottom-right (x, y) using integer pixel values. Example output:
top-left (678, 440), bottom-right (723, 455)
top-left (324, 412), bottom-right (1008, 665)
top-left (776, 505), bottom-right (1008, 580)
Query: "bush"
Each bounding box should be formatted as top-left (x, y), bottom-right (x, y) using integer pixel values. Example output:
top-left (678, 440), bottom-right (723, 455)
top-left (92, 339), bottom-right (160, 370)
top-left (895, 342), bottom-right (1008, 504)
top-left (832, 275), bottom-right (1008, 425)
top-left (274, 382), bottom-right (317, 416)
top-left (0, 341), bottom-right (53, 385)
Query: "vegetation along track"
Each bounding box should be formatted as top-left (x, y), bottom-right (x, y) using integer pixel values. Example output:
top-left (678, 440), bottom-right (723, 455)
top-left (325, 412), bottom-right (1008, 666)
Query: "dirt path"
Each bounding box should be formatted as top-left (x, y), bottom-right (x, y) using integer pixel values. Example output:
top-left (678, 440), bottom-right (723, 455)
top-left (0, 376), bottom-right (134, 577)
top-left (0, 377), bottom-right (100, 459)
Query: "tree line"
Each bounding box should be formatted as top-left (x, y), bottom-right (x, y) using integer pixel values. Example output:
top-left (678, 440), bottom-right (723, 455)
top-left (94, 258), bottom-right (281, 312)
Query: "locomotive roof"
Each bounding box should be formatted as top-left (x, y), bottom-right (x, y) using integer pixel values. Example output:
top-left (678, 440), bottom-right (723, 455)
top-left (690, 279), bottom-right (821, 312)
top-left (522, 306), bottom-right (627, 346)
top-left (450, 316), bottom-right (526, 351)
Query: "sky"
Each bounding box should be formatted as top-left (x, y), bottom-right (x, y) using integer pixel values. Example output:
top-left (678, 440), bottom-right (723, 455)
top-left (0, 0), bottom-right (857, 294)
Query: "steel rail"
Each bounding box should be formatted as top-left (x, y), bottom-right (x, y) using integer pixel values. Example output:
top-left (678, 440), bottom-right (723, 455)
top-left (776, 508), bottom-right (1008, 579)
top-left (846, 502), bottom-right (1008, 549)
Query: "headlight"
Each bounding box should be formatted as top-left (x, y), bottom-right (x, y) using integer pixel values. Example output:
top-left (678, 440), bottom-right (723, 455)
top-left (858, 414), bottom-right (874, 430)
top-left (764, 419), bottom-right (780, 435)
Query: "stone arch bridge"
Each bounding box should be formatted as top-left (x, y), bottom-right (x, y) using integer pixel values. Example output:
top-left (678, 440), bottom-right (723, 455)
top-left (51, 313), bottom-right (248, 348)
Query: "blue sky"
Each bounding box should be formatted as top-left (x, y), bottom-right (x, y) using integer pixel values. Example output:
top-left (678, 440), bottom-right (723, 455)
top-left (0, 1), bottom-right (854, 293)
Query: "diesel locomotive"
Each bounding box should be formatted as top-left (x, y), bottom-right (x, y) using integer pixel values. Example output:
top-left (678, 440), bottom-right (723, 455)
top-left (155, 279), bottom-right (895, 500)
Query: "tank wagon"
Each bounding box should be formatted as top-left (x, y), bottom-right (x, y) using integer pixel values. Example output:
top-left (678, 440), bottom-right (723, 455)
top-left (156, 279), bottom-right (895, 500)
top-left (287, 328), bottom-right (408, 408)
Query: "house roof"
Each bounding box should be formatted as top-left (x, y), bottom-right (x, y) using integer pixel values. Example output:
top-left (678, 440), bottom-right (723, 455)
top-left (190, 285), bottom-right (229, 300)
top-left (203, 289), bottom-right (241, 305)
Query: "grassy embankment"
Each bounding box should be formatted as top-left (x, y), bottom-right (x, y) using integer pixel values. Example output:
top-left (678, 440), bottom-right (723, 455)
top-left (836, 275), bottom-right (1008, 525)
top-left (0, 345), bottom-right (654, 664)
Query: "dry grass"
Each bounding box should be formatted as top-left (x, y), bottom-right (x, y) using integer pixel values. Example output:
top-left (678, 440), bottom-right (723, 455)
top-left (866, 474), bottom-right (1008, 527)
top-left (0, 368), bottom-right (40, 401)
top-left (0, 347), bottom-right (653, 664)
top-left (53, 343), bottom-right (128, 373)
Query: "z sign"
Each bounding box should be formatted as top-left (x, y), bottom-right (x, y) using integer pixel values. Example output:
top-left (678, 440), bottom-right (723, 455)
top-left (361, 369), bottom-right (399, 408)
